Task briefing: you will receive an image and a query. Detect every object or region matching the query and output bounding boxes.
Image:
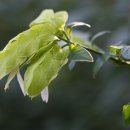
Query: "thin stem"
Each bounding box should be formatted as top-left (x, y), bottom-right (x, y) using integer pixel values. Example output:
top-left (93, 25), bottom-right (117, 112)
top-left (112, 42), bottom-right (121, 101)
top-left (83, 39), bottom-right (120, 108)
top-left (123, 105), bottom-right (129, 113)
top-left (63, 31), bottom-right (71, 42)
top-left (58, 36), bottom-right (70, 43)
top-left (61, 43), bottom-right (69, 48)
top-left (87, 47), bottom-right (127, 64)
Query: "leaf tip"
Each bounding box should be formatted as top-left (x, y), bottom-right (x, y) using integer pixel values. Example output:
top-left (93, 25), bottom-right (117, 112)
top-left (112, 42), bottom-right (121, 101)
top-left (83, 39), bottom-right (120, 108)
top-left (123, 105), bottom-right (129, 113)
top-left (4, 87), bottom-right (7, 92)
top-left (41, 86), bottom-right (49, 103)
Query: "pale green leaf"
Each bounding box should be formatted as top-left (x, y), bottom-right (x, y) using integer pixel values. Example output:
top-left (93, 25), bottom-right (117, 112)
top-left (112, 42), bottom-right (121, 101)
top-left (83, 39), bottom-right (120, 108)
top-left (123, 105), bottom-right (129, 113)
top-left (0, 23), bottom-right (56, 79)
top-left (24, 44), bottom-right (69, 97)
top-left (30, 9), bottom-right (68, 30)
top-left (26, 41), bottom-right (56, 64)
top-left (69, 46), bottom-right (93, 62)
top-left (30, 9), bottom-right (55, 27)
top-left (0, 10), bottom-right (69, 80)
top-left (54, 11), bottom-right (68, 29)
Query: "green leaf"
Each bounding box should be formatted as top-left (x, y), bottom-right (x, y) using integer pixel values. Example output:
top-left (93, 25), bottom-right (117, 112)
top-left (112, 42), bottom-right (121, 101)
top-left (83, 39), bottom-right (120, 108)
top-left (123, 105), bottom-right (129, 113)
top-left (26, 41), bottom-right (57, 64)
top-left (91, 30), bottom-right (111, 43)
top-left (54, 11), bottom-right (68, 29)
top-left (69, 46), bottom-right (93, 62)
top-left (123, 104), bottom-right (130, 126)
top-left (121, 46), bottom-right (130, 61)
top-left (66, 22), bottom-right (91, 36)
top-left (30, 9), bottom-right (68, 30)
top-left (30, 9), bottom-right (55, 27)
top-left (93, 54), bottom-right (110, 78)
top-left (71, 35), bottom-right (104, 54)
top-left (0, 23), bottom-right (57, 79)
top-left (0, 10), bottom-right (68, 80)
top-left (24, 44), bottom-right (69, 97)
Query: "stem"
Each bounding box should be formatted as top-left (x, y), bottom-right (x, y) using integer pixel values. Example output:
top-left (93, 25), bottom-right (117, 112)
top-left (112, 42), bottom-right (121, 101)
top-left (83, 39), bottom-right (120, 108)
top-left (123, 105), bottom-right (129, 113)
top-left (63, 31), bottom-right (70, 42)
top-left (61, 43), bottom-right (69, 48)
top-left (86, 47), bottom-right (121, 63)
top-left (87, 47), bottom-right (128, 64)
top-left (58, 31), bottom-right (129, 65)
top-left (58, 36), bottom-right (70, 43)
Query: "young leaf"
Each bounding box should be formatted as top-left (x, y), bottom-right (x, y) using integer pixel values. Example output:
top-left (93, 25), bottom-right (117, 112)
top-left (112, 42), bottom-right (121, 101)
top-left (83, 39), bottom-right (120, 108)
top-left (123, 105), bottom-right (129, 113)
top-left (66, 22), bottom-right (91, 36)
top-left (69, 46), bottom-right (93, 62)
top-left (4, 67), bottom-right (19, 91)
top-left (0, 23), bottom-right (57, 79)
top-left (24, 44), bottom-right (69, 97)
top-left (123, 104), bottom-right (130, 126)
top-left (54, 11), bottom-right (68, 29)
top-left (30, 9), bottom-right (68, 30)
top-left (67, 22), bottom-right (91, 29)
top-left (109, 45), bottom-right (122, 56)
top-left (91, 31), bottom-right (111, 43)
top-left (93, 54), bottom-right (110, 78)
top-left (0, 8), bottom-right (69, 80)
top-left (30, 9), bottom-right (55, 27)
top-left (41, 86), bottom-right (49, 103)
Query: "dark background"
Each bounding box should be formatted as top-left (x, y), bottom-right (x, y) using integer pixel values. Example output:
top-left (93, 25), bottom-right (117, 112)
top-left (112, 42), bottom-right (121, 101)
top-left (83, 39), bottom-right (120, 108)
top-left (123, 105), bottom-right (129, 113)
top-left (0, 0), bottom-right (130, 130)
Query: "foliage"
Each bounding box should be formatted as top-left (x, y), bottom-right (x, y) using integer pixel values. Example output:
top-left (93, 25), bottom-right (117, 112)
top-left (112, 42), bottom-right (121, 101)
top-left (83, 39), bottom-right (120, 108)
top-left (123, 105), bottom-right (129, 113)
top-left (123, 104), bottom-right (130, 126)
top-left (0, 9), bottom-right (130, 126)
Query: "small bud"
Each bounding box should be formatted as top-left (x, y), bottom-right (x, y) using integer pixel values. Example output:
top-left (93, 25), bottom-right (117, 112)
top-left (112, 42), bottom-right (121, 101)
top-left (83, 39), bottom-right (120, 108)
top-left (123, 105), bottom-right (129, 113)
top-left (69, 44), bottom-right (77, 50)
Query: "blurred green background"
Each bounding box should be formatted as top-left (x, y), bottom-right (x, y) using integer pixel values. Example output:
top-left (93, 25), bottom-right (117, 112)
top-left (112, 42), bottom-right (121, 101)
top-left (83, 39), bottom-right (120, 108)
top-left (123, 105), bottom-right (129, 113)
top-left (0, 0), bottom-right (130, 130)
